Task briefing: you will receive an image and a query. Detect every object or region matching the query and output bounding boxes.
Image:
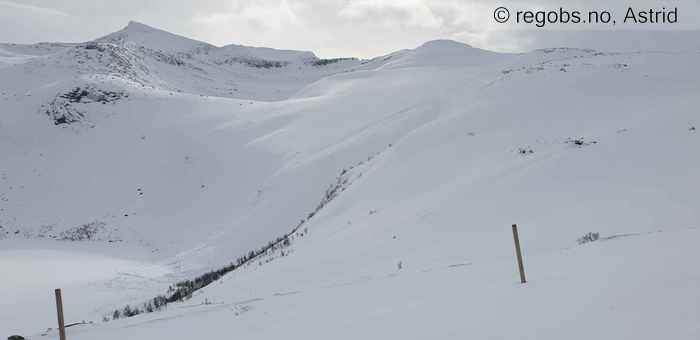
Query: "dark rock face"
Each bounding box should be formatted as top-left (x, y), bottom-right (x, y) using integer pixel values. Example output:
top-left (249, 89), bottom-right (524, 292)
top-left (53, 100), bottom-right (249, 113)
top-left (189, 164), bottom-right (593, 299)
top-left (45, 97), bottom-right (86, 125)
top-left (59, 86), bottom-right (126, 104)
top-left (45, 86), bottom-right (127, 126)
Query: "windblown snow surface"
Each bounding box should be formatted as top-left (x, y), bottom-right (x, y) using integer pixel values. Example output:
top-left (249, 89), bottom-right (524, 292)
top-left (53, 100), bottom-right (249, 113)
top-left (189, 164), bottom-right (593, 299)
top-left (1, 22), bottom-right (698, 339)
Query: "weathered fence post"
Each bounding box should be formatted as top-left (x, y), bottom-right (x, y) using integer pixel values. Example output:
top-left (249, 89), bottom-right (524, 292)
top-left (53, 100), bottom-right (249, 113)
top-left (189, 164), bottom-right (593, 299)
top-left (512, 224), bottom-right (527, 284)
top-left (55, 288), bottom-right (67, 340)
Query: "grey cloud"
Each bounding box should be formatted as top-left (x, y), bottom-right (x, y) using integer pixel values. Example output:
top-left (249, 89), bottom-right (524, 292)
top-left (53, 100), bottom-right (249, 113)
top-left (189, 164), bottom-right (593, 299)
top-left (0, 1), bottom-right (69, 17)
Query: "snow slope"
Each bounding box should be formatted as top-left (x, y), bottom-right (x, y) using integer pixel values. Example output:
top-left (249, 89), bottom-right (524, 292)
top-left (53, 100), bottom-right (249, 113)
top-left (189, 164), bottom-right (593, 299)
top-left (1, 23), bottom-right (698, 338)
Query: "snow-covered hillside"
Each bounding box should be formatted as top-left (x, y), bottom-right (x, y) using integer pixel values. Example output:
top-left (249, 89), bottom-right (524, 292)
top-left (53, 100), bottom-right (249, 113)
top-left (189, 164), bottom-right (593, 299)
top-left (1, 22), bottom-right (698, 339)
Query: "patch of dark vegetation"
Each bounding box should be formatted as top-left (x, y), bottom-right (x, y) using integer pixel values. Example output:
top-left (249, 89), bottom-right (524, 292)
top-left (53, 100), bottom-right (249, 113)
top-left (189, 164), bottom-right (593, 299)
top-left (216, 57), bottom-right (289, 69)
top-left (611, 63), bottom-right (630, 70)
top-left (518, 147), bottom-right (534, 155)
top-left (105, 146), bottom-right (393, 322)
top-left (8, 221), bottom-right (122, 243)
top-left (309, 57), bottom-right (356, 66)
top-left (106, 232), bottom-right (297, 321)
top-left (577, 232), bottom-right (600, 245)
top-left (59, 221), bottom-right (106, 241)
top-left (565, 137), bottom-right (598, 147)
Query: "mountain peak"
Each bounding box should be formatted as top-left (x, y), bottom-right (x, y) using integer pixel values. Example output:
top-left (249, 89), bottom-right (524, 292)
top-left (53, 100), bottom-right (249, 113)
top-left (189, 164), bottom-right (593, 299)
top-left (105, 21), bottom-right (317, 61)
top-left (416, 39), bottom-right (473, 51)
top-left (123, 21), bottom-right (159, 33)
top-left (379, 39), bottom-right (505, 69)
top-left (95, 21), bottom-right (213, 52)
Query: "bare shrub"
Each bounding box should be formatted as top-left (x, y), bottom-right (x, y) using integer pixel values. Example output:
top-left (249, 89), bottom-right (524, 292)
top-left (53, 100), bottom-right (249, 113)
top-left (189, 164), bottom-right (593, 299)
top-left (577, 232), bottom-right (600, 245)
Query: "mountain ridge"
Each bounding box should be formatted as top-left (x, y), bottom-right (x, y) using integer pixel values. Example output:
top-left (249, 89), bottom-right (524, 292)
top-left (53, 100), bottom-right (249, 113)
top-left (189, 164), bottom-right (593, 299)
top-left (2, 20), bottom-right (501, 65)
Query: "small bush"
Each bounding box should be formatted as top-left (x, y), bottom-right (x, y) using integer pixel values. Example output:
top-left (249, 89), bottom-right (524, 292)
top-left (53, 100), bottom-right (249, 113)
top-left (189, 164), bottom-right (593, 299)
top-left (565, 137), bottom-right (598, 147)
top-left (577, 232), bottom-right (600, 245)
top-left (518, 147), bottom-right (534, 155)
top-left (59, 221), bottom-right (105, 241)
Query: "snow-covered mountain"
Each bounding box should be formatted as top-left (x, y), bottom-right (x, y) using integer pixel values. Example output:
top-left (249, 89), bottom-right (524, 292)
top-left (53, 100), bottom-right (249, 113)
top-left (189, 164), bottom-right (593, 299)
top-left (1, 22), bottom-right (698, 339)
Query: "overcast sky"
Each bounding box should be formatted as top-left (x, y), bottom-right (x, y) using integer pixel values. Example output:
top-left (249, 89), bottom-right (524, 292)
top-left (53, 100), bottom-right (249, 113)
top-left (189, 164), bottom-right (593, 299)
top-left (1, 0), bottom-right (698, 58)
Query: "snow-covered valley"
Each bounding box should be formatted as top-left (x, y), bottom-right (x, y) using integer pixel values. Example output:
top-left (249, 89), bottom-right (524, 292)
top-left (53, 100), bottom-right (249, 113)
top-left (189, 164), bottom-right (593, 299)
top-left (1, 22), bottom-right (698, 339)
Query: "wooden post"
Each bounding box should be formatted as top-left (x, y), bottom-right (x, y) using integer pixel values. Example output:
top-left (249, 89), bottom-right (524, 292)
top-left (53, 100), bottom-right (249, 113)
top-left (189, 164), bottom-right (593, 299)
top-left (55, 288), bottom-right (67, 340)
top-left (512, 224), bottom-right (527, 284)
